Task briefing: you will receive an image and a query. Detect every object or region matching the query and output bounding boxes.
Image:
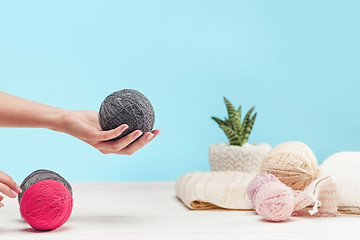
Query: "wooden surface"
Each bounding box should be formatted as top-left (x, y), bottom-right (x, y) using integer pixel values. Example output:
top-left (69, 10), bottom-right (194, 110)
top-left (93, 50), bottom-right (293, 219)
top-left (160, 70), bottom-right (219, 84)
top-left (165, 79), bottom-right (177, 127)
top-left (0, 182), bottom-right (359, 240)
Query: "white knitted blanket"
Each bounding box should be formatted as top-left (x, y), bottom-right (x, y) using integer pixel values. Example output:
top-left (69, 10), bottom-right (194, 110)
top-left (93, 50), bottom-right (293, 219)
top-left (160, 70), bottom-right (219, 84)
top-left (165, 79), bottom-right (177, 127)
top-left (175, 171), bottom-right (256, 210)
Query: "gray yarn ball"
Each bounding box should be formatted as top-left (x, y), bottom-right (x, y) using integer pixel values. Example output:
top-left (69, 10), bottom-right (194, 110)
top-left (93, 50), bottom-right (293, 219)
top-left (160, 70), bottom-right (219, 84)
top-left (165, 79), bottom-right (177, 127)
top-left (99, 89), bottom-right (155, 141)
top-left (18, 169), bottom-right (72, 204)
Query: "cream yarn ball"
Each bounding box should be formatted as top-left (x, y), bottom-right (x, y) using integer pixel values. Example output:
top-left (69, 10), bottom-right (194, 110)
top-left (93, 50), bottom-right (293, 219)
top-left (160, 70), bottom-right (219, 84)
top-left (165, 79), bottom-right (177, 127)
top-left (260, 141), bottom-right (319, 191)
top-left (319, 152), bottom-right (360, 214)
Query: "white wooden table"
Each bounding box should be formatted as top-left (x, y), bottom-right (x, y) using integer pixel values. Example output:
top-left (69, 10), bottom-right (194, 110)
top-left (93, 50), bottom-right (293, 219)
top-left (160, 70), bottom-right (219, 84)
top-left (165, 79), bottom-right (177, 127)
top-left (0, 182), bottom-right (359, 240)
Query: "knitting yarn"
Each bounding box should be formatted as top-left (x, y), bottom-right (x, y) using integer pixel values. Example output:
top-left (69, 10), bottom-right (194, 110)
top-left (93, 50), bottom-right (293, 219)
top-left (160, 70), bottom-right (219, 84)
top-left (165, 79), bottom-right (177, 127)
top-left (254, 181), bottom-right (295, 222)
top-left (260, 141), bottom-right (318, 191)
top-left (246, 173), bottom-right (281, 207)
top-left (247, 173), bottom-right (295, 221)
top-left (319, 152), bottom-right (360, 214)
top-left (18, 169), bottom-right (72, 204)
top-left (293, 176), bottom-right (339, 217)
top-left (20, 179), bottom-right (73, 231)
top-left (99, 89), bottom-right (155, 140)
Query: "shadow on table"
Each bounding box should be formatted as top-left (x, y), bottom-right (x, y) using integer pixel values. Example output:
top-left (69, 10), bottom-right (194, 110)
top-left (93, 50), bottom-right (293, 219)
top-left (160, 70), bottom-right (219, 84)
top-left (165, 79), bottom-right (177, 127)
top-left (20, 225), bottom-right (72, 233)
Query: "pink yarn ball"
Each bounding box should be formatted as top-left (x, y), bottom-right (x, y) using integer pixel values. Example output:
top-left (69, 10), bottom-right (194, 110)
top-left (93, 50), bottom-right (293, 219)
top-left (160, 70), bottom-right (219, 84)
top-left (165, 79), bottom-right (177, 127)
top-left (255, 181), bottom-right (295, 222)
top-left (20, 179), bottom-right (73, 231)
top-left (246, 173), bottom-right (281, 207)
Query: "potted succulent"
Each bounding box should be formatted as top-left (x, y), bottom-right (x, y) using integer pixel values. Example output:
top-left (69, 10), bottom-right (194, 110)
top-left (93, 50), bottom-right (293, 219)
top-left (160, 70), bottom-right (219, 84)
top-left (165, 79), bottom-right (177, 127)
top-left (209, 97), bottom-right (271, 172)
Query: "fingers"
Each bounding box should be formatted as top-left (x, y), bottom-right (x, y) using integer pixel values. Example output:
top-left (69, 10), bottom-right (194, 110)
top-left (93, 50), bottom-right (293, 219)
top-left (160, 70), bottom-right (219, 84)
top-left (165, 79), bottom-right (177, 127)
top-left (150, 129), bottom-right (161, 139)
top-left (96, 129), bottom-right (161, 155)
top-left (0, 170), bottom-right (21, 207)
top-left (0, 182), bottom-right (18, 199)
top-left (96, 124), bottom-right (129, 141)
top-left (96, 130), bottom-right (143, 152)
top-left (0, 195), bottom-right (4, 208)
top-left (0, 170), bottom-right (21, 198)
top-left (117, 130), bottom-right (160, 155)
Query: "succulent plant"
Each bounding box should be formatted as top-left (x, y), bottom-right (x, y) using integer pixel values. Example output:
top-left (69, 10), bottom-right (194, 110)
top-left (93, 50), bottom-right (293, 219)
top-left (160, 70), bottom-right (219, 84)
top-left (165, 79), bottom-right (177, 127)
top-left (212, 97), bottom-right (257, 146)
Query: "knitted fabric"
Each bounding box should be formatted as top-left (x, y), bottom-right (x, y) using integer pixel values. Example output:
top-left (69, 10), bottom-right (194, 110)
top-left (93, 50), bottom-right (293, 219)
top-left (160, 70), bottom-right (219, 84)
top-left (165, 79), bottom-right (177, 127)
top-left (261, 141), bottom-right (319, 191)
top-left (99, 89), bottom-right (155, 140)
top-left (175, 171), bottom-right (338, 216)
top-left (175, 171), bottom-right (257, 210)
top-left (293, 176), bottom-right (338, 216)
top-left (18, 169), bottom-right (72, 204)
top-left (319, 152), bottom-right (360, 214)
top-left (209, 143), bottom-right (271, 172)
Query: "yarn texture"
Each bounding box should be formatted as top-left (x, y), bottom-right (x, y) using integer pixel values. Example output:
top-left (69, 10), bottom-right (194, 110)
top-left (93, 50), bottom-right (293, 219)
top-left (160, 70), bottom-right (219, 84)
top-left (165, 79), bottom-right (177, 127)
top-left (99, 89), bottom-right (155, 140)
top-left (246, 173), bottom-right (281, 208)
top-left (255, 181), bottom-right (295, 222)
top-left (18, 169), bottom-right (72, 204)
top-left (319, 152), bottom-right (360, 214)
top-left (246, 173), bottom-right (338, 222)
top-left (20, 179), bottom-right (73, 231)
top-left (293, 176), bottom-right (338, 216)
top-left (247, 173), bottom-right (295, 222)
top-left (260, 141), bottom-right (318, 191)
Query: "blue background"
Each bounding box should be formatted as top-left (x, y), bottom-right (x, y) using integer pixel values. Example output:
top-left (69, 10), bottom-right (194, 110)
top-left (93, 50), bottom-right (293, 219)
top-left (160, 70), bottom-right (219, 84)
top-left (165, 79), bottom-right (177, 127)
top-left (1, 1), bottom-right (359, 182)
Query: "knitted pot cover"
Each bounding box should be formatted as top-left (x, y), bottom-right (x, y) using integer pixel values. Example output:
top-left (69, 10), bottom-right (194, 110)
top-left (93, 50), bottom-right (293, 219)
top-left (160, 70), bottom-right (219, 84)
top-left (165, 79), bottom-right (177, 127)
top-left (209, 143), bottom-right (271, 173)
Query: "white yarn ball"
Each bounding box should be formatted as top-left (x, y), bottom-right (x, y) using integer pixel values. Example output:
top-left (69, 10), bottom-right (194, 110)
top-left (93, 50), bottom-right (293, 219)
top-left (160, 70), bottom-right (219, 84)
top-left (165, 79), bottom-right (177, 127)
top-left (320, 152), bottom-right (360, 214)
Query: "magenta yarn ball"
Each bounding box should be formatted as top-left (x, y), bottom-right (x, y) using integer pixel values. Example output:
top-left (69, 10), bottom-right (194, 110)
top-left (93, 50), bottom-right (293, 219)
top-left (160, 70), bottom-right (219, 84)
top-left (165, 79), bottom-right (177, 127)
top-left (20, 179), bottom-right (73, 231)
top-left (255, 182), bottom-right (295, 222)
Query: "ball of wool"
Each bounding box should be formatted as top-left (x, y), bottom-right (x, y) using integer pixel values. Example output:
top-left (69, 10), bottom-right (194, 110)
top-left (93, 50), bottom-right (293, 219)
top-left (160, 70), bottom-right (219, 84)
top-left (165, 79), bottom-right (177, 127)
top-left (99, 89), bottom-right (155, 141)
top-left (319, 152), bottom-right (360, 214)
top-left (246, 173), bottom-right (281, 208)
top-left (20, 179), bottom-right (73, 231)
top-left (18, 169), bottom-right (72, 204)
top-left (260, 141), bottom-right (319, 191)
top-left (255, 181), bottom-right (295, 222)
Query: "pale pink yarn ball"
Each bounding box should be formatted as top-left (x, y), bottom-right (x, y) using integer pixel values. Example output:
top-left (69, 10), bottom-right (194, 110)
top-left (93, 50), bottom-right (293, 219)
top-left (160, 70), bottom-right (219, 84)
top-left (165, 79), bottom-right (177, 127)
top-left (255, 182), bottom-right (295, 222)
top-left (246, 173), bottom-right (281, 207)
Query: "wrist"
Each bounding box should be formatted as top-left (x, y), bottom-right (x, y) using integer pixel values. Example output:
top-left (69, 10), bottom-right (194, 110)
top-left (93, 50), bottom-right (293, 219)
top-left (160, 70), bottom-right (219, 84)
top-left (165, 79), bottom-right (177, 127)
top-left (48, 108), bottom-right (71, 132)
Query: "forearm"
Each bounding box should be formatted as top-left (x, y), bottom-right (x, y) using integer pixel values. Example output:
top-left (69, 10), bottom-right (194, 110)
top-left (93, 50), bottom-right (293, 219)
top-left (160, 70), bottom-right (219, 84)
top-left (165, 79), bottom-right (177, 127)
top-left (0, 91), bottom-right (66, 130)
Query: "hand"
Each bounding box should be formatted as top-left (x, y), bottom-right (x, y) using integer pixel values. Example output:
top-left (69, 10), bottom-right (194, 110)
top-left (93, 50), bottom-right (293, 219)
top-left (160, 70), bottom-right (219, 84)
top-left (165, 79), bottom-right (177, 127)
top-left (57, 110), bottom-right (161, 155)
top-left (0, 170), bottom-right (22, 207)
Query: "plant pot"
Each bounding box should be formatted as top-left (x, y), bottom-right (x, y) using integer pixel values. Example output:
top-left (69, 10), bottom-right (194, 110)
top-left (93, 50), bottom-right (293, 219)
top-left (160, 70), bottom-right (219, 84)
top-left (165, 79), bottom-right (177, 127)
top-left (209, 142), bottom-right (272, 172)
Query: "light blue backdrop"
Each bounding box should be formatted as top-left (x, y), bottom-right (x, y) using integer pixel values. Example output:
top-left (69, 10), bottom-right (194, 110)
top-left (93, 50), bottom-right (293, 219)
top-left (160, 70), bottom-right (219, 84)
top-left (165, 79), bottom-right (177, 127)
top-left (1, 1), bottom-right (359, 182)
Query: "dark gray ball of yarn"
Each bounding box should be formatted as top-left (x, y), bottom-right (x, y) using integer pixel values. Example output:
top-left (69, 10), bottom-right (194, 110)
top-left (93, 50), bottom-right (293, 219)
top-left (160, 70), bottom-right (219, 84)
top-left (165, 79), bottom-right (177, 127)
top-left (99, 89), bottom-right (155, 141)
top-left (18, 169), bottom-right (72, 204)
